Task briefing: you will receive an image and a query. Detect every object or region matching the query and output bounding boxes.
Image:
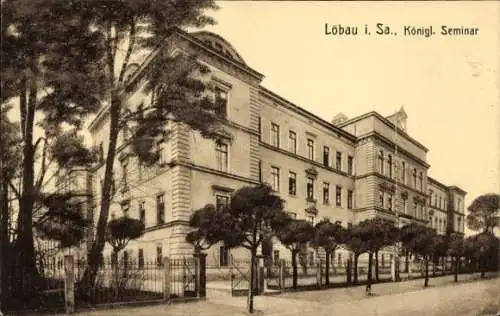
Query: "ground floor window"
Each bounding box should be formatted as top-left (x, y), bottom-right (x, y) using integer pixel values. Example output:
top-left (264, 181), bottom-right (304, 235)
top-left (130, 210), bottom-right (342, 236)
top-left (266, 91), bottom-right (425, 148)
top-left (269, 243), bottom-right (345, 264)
top-left (219, 245), bottom-right (229, 267)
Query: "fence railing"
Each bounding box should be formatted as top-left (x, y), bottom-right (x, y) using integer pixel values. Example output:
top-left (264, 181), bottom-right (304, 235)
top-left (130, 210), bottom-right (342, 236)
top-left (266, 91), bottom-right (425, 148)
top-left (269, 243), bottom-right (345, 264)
top-left (41, 254), bottom-right (206, 314)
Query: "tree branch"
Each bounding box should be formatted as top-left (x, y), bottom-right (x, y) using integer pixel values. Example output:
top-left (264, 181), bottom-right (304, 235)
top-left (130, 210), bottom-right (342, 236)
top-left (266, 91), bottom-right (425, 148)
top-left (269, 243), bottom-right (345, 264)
top-left (118, 20), bottom-right (136, 83)
top-left (34, 137), bottom-right (48, 193)
top-left (8, 180), bottom-right (21, 200)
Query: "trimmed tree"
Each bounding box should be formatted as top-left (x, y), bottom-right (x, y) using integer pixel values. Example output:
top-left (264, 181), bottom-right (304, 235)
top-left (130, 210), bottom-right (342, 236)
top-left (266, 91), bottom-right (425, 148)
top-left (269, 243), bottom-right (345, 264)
top-left (466, 193), bottom-right (499, 234)
top-left (344, 227), bottom-right (368, 285)
top-left (400, 223), bottom-right (437, 287)
top-left (467, 232), bottom-right (499, 278)
top-left (447, 233), bottom-right (465, 282)
top-left (186, 204), bottom-right (226, 255)
top-left (276, 219), bottom-right (315, 289)
top-left (311, 219), bottom-right (346, 285)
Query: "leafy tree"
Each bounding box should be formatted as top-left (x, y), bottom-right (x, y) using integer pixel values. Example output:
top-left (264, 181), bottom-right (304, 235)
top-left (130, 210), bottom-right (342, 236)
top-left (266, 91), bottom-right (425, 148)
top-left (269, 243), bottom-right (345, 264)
top-left (1, 0), bottom-right (106, 304)
top-left (186, 204), bottom-right (227, 254)
top-left (73, 0), bottom-right (223, 291)
top-left (311, 219), bottom-right (346, 285)
top-left (430, 235), bottom-right (448, 277)
top-left (206, 184), bottom-right (289, 313)
top-left (467, 232), bottom-right (499, 278)
top-left (344, 227), bottom-right (368, 284)
top-left (447, 233), bottom-right (465, 282)
top-left (400, 223), bottom-right (438, 287)
top-left (466, 193), bottom-right (499, 233)
top-left (276, 219), bottom-right (315, 289)
top-left (106, 216), bottom-right (145, 263)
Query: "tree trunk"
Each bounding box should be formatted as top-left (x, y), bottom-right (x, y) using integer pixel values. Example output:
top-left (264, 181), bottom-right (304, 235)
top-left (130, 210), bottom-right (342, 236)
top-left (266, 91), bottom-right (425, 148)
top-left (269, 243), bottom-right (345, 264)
top-left (432, 256), bottom-right (436, 277)
top-left (454, 256), bottom-right (459, 282)
top-left (366, 252), bottom-right (373, 295)
top-left (13, 79), bottom-right (41, 307)
top-left (79, 93), bottom-right (122, 294)
top-left (0, 174), bottom-right (9, 308)
top-left (405, 251), bottom-right (409, 273)
top-left (247, 247), bottom-right (257, 313)
top-left (291, 250), bottom-right (298, 289)
top-left (424, 256), bottom-right (429, 287)
top-left (375, 250), bottom-right (379, 281)
top-left (353, 255), bottom-right (359, 284)
top-left (325, 252), bottom-right (330, 285)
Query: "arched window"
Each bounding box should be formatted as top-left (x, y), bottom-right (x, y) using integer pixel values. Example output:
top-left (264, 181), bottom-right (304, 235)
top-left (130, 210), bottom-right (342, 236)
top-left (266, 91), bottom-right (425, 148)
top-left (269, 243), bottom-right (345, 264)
top-left (378, 150), bottom-right (384, 174)
top-left (387, 154), bottom-right (392, 178)
top-left (418, 172), bottom-right (423, 191)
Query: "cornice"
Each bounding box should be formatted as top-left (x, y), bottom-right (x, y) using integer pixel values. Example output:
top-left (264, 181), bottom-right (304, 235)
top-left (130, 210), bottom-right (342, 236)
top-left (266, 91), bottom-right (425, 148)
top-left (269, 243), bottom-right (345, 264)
top-left (357, 132), bottom-right (430, 168)
top-left (355, 172), bottom-right (428, 196)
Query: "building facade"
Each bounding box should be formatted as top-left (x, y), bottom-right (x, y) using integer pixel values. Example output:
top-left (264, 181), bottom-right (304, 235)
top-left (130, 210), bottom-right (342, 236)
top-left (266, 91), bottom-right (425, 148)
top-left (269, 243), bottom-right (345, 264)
top-left (80, 28), bottom-right (466, 266)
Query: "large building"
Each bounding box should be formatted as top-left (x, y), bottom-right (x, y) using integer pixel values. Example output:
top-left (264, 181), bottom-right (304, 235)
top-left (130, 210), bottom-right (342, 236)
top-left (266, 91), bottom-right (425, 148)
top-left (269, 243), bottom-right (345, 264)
top-left (81, 28), bottom-right (466, 266)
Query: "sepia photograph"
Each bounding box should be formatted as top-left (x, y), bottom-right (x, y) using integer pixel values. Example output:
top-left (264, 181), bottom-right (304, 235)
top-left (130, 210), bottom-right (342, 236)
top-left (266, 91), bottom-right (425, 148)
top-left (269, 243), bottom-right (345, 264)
top-left (0, 1), bottom-right (499, 315)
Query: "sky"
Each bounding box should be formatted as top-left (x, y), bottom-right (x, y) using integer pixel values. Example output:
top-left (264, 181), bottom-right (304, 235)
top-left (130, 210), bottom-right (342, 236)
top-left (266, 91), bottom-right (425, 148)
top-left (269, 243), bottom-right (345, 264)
top-left (200, 1), bottom-right (500, 234)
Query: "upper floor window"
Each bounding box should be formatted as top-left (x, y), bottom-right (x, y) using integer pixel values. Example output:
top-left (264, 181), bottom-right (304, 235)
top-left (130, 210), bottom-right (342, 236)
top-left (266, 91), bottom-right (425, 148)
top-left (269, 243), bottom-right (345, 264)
top-left (139, 201), bottom-right (146, 225)
top-left (157, 140), bottom-right (166, 165)
top-left (306, 177), bottom-right (315, 200)
top-left (347, 156), bottom-right (354, 175)
top-left (215, 194), bottom-right (230, 211)
top-left (288, 171), bottom-right (296, 196)
top-left (412, 168), bottom-right (417, 188)
top-left (156, 193), bottom-right (165, 225)
top-left (336, 152), bottom-right (342, 171)
top-left (307, 138), bottom-right (315, 160)
top-left (335, 185), bottom-right (342, 206)
top-left (387, 154), bottom-right (392, 178)
top-left (323, 182), bottom-right (330, 204)
top-left (288, 131), bottom-right (297, 154)
top-left (216, 142), bottom-right (229, 172)
top-left (379, 191), bottom-right (384, 208)
top-left (213, 86), bottom-right (228, 117)
top-left (401, 161), bottom-right (406, 184)
top-left (271, 123), bottom-right (280, 148)
top-left (258, 116), bottom-right (262, 140)
top-left (271, 166), bottom-right (280, 192)
top-left (418, 172), bottom-right (423, 191)
top-left (387, 194), bottom-right (393, 211)
top-left (378, 150), bottom-right (384, 174)
top-left (403, 197), bottom-right (408, 214)
top-left (323, 146), bottom-right (330, 167)
top-left (347, 190), bottom-right (353, 209)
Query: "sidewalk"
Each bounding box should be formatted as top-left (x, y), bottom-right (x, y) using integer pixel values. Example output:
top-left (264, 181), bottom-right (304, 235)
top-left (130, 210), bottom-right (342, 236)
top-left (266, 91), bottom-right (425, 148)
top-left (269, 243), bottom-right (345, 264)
top-left (70, 272), bottom-right (498, 316)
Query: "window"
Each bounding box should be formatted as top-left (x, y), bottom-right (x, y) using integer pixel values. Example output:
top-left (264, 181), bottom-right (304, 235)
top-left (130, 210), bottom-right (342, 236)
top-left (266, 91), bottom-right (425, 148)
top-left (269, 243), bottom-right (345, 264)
top-left (120, 158), bottom-right (128, 191)
top-left (215, 195), bottom-right (229, 211)
top-left (335, 186), bottom-right (342, 206)
top-left (156, 246), bottom-right (163, 267)
top-left (308, 251), bottom-right (314, 266)
top-left (457, 217), bottom-right (462, 231)
top-left (413, 202), bottom-right (417, 218)
top-left (258, 160), bottom-right (262, 183)
top-left (219, 245), bottom-right (229, 267)
top-left (139, 201), bottom-right (146, 225)
top-left (271, 167), bottom-right (280, 192)
top-left (307, 138), bottom-right (315, 160)
top-left (306, 177), bottom-right (315, 200)
top-left (378, 150), bottom-right (384, 174)
top-left (323, 182), bottom-right (330, 204)
top-left (121, 200), bottom-right (130, 217)
top-left (434, 217), bottom-right (438, 230)
top-left (347, 222), bottom-right (353, 229)
top-left (288, 171), bottom-right (297, 196)
top-left (289, 131), bottom-right (297, 154)
top-left (323, 146), bottom-right (330, 167)
top-left (412, 168), bottom-right (417, 188)
top-left (258, 116), bottom-right (262, 140)
top-left (429, 216), bottom-right (434, 228)
top-left (418, 172), bottom-right (423, 191)
top-left (336, 152), bottom-right (342, 171)
top-left (387, 155), bottom-right (392, 178)
top-left (347, 156), bottom-right (354, 175)
top-left (387, 194), bottom-right (393, 211)
top-left (379, 191), bottom-right (384, 208)
top-left (402, 161), bottom-right (406, 184)
top-left (214, 87), bottom-right (228, 117)
top-left (157, 140), bottom-right (166, 165)
top-left (347, 190), bottom-right (353, 209)
top-left (439, 197), bottom-right (442, 209)
top-left (216, 142), bottom-right (229, 172)
top-left (138, 249), bottom-right (144, 269)
top-left (156, 194), bottom-right (165, 225)
top-left (271, 123), bottom-right (280, 147)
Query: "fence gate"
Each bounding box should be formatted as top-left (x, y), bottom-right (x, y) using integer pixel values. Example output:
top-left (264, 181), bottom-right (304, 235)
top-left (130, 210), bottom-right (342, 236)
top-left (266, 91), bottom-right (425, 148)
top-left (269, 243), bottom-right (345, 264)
top-left (182, 258), bottom-right (198, 297)
top-left (229, 258), bottom-right (251, 297)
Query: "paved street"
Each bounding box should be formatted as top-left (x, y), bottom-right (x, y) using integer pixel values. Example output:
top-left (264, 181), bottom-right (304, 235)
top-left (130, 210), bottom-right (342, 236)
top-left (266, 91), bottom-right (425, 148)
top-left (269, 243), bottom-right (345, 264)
top-left (72, 273), bottom-right (499, 316)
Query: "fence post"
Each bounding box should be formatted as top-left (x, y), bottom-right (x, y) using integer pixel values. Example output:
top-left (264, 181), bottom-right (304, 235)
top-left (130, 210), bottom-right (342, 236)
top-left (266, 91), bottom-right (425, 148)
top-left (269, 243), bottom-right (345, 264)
top-left (163, 257), bottom-right (170, 302)
top-left (279, 259), bottom-right (285, 293)
top-left (194, 253), bottom-right (207, 299)
top-left (64, 255), bottom-right (75, 314)
top-left (346, 258), bottom-right (352, 286)
top-left (316, 260), bottom-right (322, 288)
